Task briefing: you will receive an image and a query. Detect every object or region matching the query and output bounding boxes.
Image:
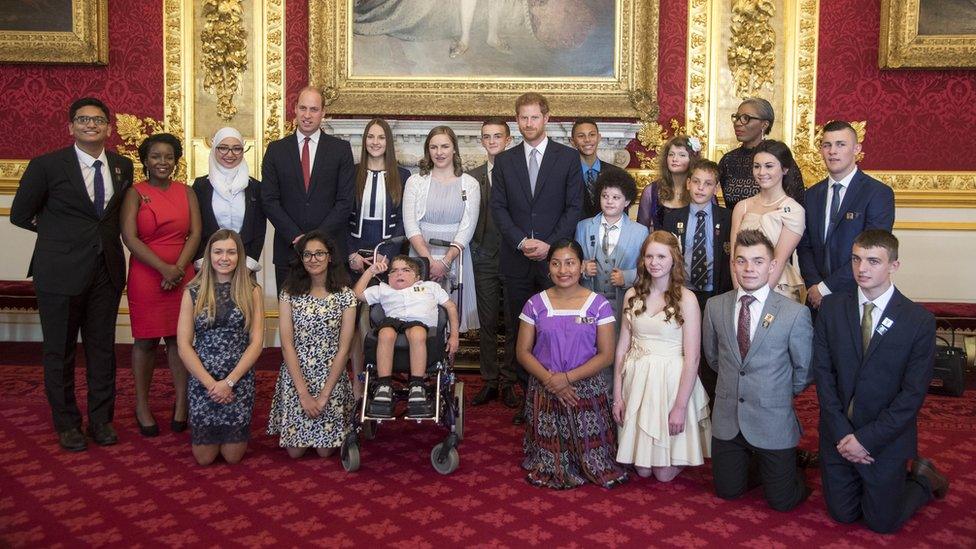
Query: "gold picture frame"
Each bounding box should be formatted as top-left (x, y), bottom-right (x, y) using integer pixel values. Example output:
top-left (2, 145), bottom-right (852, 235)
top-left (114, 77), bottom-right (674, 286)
top-left (0, 0), bottom-right (108, 64)
top-left (879, 0), bottom-right (976, 68)
top-left (309, 0), bottom-right (658, 117)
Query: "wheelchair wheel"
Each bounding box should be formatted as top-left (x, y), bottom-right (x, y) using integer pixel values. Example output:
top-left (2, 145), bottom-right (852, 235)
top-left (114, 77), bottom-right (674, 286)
top-left (453, 382), bottom-right (464, 441)
top-left (341, 441), bottom-right (361, 473)
top-left (430, 442), bottom-right (459, 475)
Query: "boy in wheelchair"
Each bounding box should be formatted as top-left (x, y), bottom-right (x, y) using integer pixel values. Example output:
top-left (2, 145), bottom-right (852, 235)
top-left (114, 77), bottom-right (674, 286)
top-left (353, 255), bottom-right (460, 418)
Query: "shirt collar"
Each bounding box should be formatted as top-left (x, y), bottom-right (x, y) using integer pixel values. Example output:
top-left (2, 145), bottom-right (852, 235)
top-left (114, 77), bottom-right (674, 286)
top-left (297, 130), bottom-right (320, 146)
top-left (74, 145), bottom-right (107, 168)
top-left (525, 137), bottom-right (549, 159)
top-left (487, 160), bottom-right (493, 172)
top-left (689, 201), bottom-right (712, 215)
top-left (737, 284), bottom-right (771, 306)
top-left (599, 214), bottom-right (622, 229)
top-left (857, 283), bottom-right (895, 313)
top-left (581, 158), bottom-right (602, 172)
top-left (828, 167), bottom-right (858, 189)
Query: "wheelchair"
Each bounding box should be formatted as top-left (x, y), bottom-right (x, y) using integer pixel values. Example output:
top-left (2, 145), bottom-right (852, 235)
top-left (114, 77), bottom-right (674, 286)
top-left (340, 238), bottom-right (465, 475)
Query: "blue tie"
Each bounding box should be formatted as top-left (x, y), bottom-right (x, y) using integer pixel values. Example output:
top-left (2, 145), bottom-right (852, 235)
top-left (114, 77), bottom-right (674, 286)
top-left (92, 159), bottom-right (105, 217)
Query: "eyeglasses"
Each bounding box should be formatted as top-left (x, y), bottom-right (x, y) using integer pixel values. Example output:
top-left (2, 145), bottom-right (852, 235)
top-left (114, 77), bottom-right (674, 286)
top-left (301, 251), bottom-right (329, 262)
top-left (731, 113), bottom-right (766, 125)
top-left (215, 145), bottom-right (250, 155)
top-left (73, 115), bottom-right (109, 126)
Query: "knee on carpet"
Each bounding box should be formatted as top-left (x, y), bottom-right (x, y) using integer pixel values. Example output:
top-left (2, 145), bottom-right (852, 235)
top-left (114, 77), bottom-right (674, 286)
top-left (862, 509), bottom-right (900, 535)
top-left (715, 485), bottom-right (745, 501)
top-left (826, 503), bottom-right (861, 525)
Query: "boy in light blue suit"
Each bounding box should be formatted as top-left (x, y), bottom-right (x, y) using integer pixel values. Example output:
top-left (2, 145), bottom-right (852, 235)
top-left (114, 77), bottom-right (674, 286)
top-left (575, 169), bottom-right (649, 329)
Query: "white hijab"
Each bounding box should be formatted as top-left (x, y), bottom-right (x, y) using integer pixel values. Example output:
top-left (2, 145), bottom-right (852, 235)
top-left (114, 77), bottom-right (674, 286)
top-left (208, 127), bottom-right (250, 198)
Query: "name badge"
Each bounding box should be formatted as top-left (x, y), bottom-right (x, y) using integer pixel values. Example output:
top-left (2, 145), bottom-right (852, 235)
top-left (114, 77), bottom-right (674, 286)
top-left (576, 316), bottom-right (597, 325)
top-left (413, 286), bottom-right (426, 293)
top-left (762, 313), bottom-right (775, 328)
top-left (881, 317), bottom-right (893, 328)
top-left (676, 222), bottom-right (685, 233)
top-left (845, 212), bottom-right (859, 220)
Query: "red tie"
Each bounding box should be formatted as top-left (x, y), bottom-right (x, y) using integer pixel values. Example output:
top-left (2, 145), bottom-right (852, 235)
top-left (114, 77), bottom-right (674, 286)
top-left (737, 294), bottom-right (756, 360)
top-left (301, 136), bottom-right (311, 191)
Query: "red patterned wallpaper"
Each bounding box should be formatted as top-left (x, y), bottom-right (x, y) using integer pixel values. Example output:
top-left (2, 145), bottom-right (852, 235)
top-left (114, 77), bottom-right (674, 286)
top-left (284, 0), bottom-right (309, 112)
top-left (0, 0), bottom-right (163, 159)
top-left (817, 0), bottom-right (976, 170)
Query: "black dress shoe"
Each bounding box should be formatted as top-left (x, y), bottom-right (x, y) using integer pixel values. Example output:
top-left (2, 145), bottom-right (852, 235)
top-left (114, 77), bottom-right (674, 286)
top-left (912, 457), bottom-right (949, 499)
top-left (58, 428), bottom-right (87, 452)
top-left (87, 422), bottom-right (118, 446)
top-left (501, 385), bottom-right (520, 409)
top-left (471, 385), bottom-right (498, 406)
top-left (136, 415), bottom-right (160, 437)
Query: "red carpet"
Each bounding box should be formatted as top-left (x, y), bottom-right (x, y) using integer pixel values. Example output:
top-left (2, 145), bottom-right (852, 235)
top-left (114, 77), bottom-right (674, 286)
top-left (0, 361), bottom-right (974, 547)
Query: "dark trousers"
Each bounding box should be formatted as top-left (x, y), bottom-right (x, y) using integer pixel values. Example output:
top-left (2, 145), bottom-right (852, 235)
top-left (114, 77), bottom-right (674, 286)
top-left (471, 248), bottom-right (513, 388)
top-left (712, 433), bottom-right (808, 512)
top-left (820, 445), bottom-right (933, 534)
top-left (36, 257), bottom-right (122, 432)
top-left (275, 264), bottom-right (289, 298)
top-left (693, 289), bottom-right (718, 405)
top-left (500, 266), bottom-right (552, 387)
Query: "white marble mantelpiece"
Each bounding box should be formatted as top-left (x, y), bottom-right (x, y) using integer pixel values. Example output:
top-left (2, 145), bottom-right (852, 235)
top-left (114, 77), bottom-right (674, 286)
top-left (323, 118), bottom-right (640, 171)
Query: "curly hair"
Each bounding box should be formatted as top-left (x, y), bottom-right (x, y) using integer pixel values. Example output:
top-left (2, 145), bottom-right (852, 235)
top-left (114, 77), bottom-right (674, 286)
top-left (626, 231), bottom-right (686, 325)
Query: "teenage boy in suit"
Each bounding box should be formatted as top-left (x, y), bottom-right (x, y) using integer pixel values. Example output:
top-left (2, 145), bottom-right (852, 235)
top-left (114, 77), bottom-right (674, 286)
top-left (813, 229), bottom-right (948, 533)
top-left (571, 118), bottom-right (629, 218)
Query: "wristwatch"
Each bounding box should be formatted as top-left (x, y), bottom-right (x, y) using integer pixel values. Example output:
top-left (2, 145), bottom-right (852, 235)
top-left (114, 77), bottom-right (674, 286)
top-left (225, 377), bottom-right (235, 389)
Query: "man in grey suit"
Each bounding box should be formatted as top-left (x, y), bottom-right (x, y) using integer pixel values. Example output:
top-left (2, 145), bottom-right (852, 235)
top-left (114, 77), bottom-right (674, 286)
top-left (703, 229), bottom-right (813, 511)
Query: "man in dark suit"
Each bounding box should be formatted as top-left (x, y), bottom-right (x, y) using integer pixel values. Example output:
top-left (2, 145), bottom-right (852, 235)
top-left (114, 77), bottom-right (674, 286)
top-left (10, 98), bottom-right (134, 451)
top-left (662, 159), bottom-right (732, 403)
top-left (261, 86), bottom-right (355, 294)
top-left (570, 118), bottom-right (629, 218)
top-left (490, 92), bottom-right (584, 423)
top-left (813, 229), bottom-right (948, 533)
top-left (467, 117), bottom-right (514, 406)
top-left (797, 120), bottom-right (894, 309)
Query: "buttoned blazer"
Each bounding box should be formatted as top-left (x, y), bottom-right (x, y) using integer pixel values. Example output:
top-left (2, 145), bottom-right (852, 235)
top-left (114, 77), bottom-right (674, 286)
top-left (663, 204), bottom-right (733, 295)
top-left (346, 165), bottom-right (410, 257)
top-left (10, 146), bottom-right (134, 295)
top-left (703, 289), bottom-right (814, 450)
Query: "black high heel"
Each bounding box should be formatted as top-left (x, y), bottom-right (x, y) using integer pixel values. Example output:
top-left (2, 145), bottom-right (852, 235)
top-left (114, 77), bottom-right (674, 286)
top-left (171, 404), bottom-right (187, 433)
top-left (136, 413), bottom-right (159, 437)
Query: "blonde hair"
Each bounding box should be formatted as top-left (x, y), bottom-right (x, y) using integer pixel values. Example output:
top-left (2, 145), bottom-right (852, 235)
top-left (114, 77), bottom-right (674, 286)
top-left (188, 229), bottom-right (257, 330)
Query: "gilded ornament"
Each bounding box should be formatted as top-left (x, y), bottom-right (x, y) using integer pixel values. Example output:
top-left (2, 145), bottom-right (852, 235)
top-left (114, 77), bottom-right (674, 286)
top-left (115, 114), bottom-right (165, 178)
top-left (201, 0), bottom-right (249, 121)
top-left (727, 0), bottom-right (776, 98)
top-left (264, 0), bottom-right (285, 142)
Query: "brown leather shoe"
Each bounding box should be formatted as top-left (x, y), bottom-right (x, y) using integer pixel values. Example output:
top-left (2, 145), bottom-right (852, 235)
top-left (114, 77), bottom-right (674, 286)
top-left (912, 457), bottom-right (949, 499)
top-left (58, 428), bottom-right (87, 452)
top-left (87, 422), bottom-right (118, 446)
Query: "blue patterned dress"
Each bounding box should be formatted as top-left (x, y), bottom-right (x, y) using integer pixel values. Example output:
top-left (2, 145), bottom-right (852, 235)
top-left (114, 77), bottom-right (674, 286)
top-left (188, 283), bottom-right (255, 445)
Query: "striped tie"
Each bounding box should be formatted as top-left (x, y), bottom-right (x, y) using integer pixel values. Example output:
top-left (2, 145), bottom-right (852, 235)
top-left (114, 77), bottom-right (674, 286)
top-left (690, 210), bottom-right (708, 290)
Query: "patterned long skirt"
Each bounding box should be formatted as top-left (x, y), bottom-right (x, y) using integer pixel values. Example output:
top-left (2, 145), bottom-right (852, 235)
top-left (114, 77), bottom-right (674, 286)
top-left (522, 374), bottom-right (629, 489)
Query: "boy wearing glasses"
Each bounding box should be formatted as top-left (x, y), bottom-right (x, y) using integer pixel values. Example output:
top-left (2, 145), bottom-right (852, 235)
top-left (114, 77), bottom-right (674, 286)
top-left (353, 256), bottom-right (460, 418)
top-left (11, 98), bottom-right (134, 451)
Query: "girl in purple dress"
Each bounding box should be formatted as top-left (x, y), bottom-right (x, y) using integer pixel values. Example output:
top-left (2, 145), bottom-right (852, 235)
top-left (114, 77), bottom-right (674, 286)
top-left (517, 239), bottom-right (629, 489)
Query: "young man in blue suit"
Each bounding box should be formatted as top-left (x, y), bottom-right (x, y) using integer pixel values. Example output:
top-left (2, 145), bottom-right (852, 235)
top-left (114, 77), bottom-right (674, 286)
top-left (489, 92), bottom-right (584, 423)
top-left (797, 120), bottom-right (894, 309)
top-left (571, 118), bottom-right (629, 218)
top-left (813, 229), bottom-right (948, 534)
top-left (261, 86), bottom-right (355, 295)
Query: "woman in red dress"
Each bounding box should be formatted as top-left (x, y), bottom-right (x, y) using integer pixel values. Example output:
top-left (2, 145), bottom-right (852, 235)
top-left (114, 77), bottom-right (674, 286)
top-left (121, 133), bottom-right (201, 437)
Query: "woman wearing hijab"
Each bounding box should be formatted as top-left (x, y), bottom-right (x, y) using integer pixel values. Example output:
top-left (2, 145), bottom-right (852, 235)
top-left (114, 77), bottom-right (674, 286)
top-left (193, 127), bottom-right (266, 266)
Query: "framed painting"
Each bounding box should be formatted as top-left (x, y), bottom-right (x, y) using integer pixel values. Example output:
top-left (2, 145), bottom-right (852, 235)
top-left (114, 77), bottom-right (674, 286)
top-left (309, 0), bottom-right (659, 117)
top-left (0, 0), bottom-right (108, 64)
top-left (879, 0), bottom-right (976, 68)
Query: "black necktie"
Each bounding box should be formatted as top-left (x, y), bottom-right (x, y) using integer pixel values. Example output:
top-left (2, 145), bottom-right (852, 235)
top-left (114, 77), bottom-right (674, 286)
top-left (92, 159), bottom-right (105, 217)
top-left (690, 210), bottom-right (708, 290)
top-left (369, 170), bottom-right (379, 217)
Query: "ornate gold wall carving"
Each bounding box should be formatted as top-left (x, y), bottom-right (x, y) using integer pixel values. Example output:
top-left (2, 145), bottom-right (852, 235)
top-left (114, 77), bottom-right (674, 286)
top-left (163, 0), bottom-right (187, 181)
top-left (263, 0), bottom-right (285, 143)
top-left (115, 114), bottom-right (165, 177)
top-left (728, 0), bottom-right (776, 98)
top-left (686, 0), bottom-right (710, 148)
top-left (201, 0), bottom-right (248, 121)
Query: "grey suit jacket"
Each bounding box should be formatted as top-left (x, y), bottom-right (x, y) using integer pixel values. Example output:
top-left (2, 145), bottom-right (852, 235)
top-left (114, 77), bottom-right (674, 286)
top-left (703, 289), bottom-right (813, 450)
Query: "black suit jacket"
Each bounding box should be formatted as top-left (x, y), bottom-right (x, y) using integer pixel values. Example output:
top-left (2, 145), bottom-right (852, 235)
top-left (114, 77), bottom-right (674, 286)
top-left (260, 130), bottom-right (355, 264)
top-left (192, 175), bottom-right (267, 262)
top-left (466, 162), bottom-right (500, 258)
top-left (489, 139), bottom-right (583, 277)
top-left (582, 161), bottom-right (629, 219)
top-left (10, 146), bottom-right (134, 295)
top-left (813, 288), bottom-right (935, 461)
top-left (662, 204), bottom-right (733, 295)
top-left (347, 165), bottom-right (410, 259)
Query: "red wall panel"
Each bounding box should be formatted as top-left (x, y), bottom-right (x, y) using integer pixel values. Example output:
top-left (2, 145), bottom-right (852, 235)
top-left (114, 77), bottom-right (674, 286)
top-left (0, 0), bottom-right (163, 158)
top-left (817, 0), bottom-right (976, 170)
top-left (285, 0), bottom-right (309, 112)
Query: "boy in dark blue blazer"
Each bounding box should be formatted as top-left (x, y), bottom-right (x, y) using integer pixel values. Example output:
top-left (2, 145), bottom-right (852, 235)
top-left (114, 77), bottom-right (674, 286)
top-left (813, 229), bottom-right (948, 534)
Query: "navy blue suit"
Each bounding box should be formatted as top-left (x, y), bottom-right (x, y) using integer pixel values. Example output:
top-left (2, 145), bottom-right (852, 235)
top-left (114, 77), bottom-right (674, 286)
top-left (261, 131), bottom-right (355, 293)
top-left (490, 138), bottom-right (583, 385)
top-left (797, 170), bottom-right (894, 295)
top-left (346, 165), bottom-right (410, 260)
top-left (813, 288), bottom-right (937, 533)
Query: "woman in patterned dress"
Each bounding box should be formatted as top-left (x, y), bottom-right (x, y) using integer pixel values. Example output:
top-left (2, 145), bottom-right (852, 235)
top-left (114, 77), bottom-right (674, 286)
top-left (267, 231), bottom-right (358, 458)
top-left (177, 229), bottom-right (264, 465)
top-left (518, 238), bottom-right (629, 489)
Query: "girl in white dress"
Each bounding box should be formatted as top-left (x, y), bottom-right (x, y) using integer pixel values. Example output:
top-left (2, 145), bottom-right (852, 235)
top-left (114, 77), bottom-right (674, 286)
top-left (613, 231), bottom-right (711, 482)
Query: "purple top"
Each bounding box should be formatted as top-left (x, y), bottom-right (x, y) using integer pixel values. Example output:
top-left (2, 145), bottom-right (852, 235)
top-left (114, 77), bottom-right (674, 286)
top-left (519, 291), bottom-right (616, 374)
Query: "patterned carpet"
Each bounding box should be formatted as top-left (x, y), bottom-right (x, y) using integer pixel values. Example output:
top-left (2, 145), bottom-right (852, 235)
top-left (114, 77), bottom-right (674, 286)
top-left (0, 359), bottom-right (973, 547)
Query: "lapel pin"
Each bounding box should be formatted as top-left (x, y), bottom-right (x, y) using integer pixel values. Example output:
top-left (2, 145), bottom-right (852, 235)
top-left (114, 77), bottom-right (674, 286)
top-left (783, 206), bottom-right (790, 213)
top-left (876, 326), bottom-right (888, 336)
top-left (723, 242), bottom-right (731, 254)
top-left (845, 212), bottom-right (855, 220)
top-left (881, 317), bottom-right (893, 328)
top-left (762, 313), bottom-right (774, 328)
top-left (676, 222), bottom-right (684, 232)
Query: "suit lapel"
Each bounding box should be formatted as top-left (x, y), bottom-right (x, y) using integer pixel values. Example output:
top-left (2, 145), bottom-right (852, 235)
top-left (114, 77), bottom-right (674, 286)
top-left (62, 150), bottom-right (97, 218)
top-left (846, 293), bottom-right (863, 359)
top-left (290, 132), bottom-right (307, 195)
top-left (810, 181), bottom-right (828, 246)
top-left (509, 143), bottom-right (533, 203)
top-left (743, 293), bottom-right (781, 366)
top-left (863, 289), bottom-right (903, 364)
top-left (723, 292), bottom-right (743, 366)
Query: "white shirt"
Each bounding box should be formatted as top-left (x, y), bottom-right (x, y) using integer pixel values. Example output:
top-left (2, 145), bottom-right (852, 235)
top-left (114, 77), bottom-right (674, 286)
top-left (598, 214), bottom-right (622, 255)
top-left (361, 169), bottom-right (387, 221)
top-left (523, 137), bottom-right (549, 168)
top-left (212, 188), bottom-right (245, 233)
top-left (362, 280), bottom-right (451, 327)
top-left (75, 145), bottom-right (113, 205)
top-left (857, 283), bottom-right (895, 335)
top-left (296, 130), bottom-right (320, 173)
top-left (734, 284), bottom-right (771, 341)
top-left (486, 160), bottom-right (494, 187)
top-left (817, 168), bottom-right (858, 296)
